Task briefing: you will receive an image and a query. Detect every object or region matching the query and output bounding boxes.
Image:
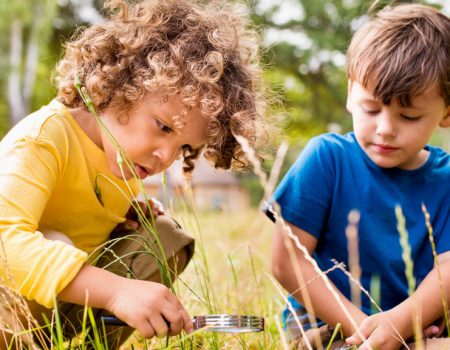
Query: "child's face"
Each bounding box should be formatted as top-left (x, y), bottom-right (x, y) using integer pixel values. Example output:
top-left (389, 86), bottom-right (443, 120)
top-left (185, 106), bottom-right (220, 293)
top-left (347, 81), bottom-right (450, 170)
top-left (99, 93), bottom-right (208, 180)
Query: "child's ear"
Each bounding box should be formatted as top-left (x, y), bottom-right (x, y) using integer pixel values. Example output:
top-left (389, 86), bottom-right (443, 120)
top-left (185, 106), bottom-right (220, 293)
top-left (346, 81), bottom-right (353, 113)
top-left (439, 106), bottom-right (450, 128)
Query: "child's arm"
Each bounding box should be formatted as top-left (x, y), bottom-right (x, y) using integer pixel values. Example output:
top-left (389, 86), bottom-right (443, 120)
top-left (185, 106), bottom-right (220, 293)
top-left (272, 221), bottom-right (367, 336)
top-left (58, 264), bottom-right (194, 337)
top-left (346, 254), bottom-right (450, 350)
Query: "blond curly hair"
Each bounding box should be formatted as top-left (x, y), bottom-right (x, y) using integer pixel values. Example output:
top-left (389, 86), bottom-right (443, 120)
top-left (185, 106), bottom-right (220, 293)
top-left (56, 0), bottom-right (267, 173)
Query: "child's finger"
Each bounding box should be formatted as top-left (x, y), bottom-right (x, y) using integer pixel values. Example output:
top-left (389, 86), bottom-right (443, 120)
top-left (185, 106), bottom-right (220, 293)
top-left (135, 200), bottom-right (149, 217)
top-left (180, 307), bottom-right (194, 334)
top-left (165, 294), bottom-right (193, 334)
top-left (149, 197), bottom-right (165, 215)
top-left (345, 319), bottom-right (373, 345)
top-left (423, 324), bottom-right (440, 338)
top-left (162, 304), bottom-right (184, 336)
top-left (124, 219), bottom-right (139, 230)
top-left (436, 317), bottom-right (447, 336)
top-left (149, 314), bottom-right (169, 338)
top-left (134, 319), bottom-right (156, 339)
top-left (357, 340), bottom-right (376, 350)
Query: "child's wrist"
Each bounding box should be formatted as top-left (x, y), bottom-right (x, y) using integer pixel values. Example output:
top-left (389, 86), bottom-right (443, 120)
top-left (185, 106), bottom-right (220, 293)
top-left (103, 274), bottom-right (130, 313)
top-left (386, 306), bottom-right (413, 340)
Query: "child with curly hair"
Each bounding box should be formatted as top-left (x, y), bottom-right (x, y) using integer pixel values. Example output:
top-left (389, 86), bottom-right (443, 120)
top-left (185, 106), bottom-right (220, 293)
top-left (0, 0), bottom-right (267, 347)
top-left (271, 3), bottom-right (450, 350)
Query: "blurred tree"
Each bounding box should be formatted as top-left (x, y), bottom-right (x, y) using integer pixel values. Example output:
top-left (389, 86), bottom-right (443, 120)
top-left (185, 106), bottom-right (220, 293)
top-left (252, 0), bottom-right (448, 147)
top-left (0, 0), bottom-right (102, 136)
top-left (240, 0), bottom-right (449, 205)
top-left (0, 0), bottom-right (58, 126)
top-left (0, 0), bottom-right (447, 203)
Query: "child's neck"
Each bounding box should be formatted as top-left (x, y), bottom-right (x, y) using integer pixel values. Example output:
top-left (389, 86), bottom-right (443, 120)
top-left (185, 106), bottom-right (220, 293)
top-left (398, 148), bottom-right (430, 170)
top-left (70, 107), bottom-right (104, 151)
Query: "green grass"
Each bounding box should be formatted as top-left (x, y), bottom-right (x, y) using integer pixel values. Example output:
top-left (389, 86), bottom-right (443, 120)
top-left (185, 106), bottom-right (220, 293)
top-left (132, 208), bottom-right (284, 349)
top-left (0, 207), bottom-right (286, 349)
top-left (3, 195), bottom-right (450, 349)
top-left (2, 82), bottom-right (449, 349)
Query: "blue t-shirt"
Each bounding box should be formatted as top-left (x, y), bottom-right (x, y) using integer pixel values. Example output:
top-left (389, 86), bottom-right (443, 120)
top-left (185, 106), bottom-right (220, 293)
top-left (273, 132), bottom-right (450, 322)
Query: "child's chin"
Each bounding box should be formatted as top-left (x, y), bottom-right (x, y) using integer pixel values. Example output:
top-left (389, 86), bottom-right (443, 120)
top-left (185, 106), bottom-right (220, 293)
top-left (367, 154), bottom-right (399, 169)
top-left (112, 169), bottom-right (133, 180)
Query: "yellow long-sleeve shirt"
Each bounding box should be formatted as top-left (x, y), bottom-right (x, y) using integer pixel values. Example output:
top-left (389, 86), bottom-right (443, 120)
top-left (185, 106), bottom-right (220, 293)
top-left (0, 100), bottom-right (139, 308)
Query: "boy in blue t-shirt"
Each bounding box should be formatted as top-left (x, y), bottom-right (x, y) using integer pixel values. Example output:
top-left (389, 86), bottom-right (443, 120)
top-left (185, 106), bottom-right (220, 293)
top-left (272, 4), bottom-right (450, 350)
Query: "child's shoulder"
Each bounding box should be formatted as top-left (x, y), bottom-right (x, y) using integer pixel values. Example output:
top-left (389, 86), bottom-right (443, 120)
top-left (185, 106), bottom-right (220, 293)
top-left (311, 131), bottom-right (355, 145)
top-left (1, 100), bottom-right (74, 148)
top-left (304, 132), bottom-right (358, 157)
top-left (426, 143), bottom-right (450, 173)
top-left (289, 132), bottom-right (361, 174)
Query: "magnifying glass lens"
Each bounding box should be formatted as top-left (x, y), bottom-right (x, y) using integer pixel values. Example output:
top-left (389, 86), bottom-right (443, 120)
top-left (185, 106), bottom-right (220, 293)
top-left (193, 314), bottom-right (264, 333)
top-left (100, 314), bottom-right (265, 333)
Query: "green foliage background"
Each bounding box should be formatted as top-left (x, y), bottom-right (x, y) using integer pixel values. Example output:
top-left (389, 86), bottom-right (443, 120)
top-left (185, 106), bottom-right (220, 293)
top-left (0, 0), bottom-right (448, 205)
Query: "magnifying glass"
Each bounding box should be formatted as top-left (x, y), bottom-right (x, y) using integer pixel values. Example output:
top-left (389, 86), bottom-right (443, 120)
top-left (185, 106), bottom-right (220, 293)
top-left (100, 314), bottom-right (265, 333)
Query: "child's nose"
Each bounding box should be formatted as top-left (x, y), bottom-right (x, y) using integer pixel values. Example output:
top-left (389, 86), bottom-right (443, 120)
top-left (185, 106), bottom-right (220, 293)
top-left (154, 145), bottom-right (182, 169)
top-left (376, 114), bottom-right (397, 137)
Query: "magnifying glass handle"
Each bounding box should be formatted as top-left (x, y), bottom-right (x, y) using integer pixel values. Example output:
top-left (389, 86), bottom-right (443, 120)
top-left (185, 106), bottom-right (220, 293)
top-left (99, 315), bottom-right (190, 327)
top-left (262, 201), bottom-right (276, 223)
top-left (100, 315), bottom-right (127, 326)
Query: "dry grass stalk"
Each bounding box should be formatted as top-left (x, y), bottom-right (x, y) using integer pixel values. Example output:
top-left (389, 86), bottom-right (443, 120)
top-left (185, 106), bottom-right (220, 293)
top-left (279, 222), bottom-right (324, 350)
top-left (396, 206), bottom-right (423, 350)
top-left (234, 135), bottom-right (371, 348)
top-left (421, 203), bottom-right (450, 335)
top-left (345, 210), bottom-right (361, 309)
top-left (289, 263), bottom-right (345, 296)
top-left (333, 261), bottom-right (410, 349)
top-left (273, 210), bottom-right (370, 348)
top-left (266, 140), bottom-right (289, 199)
top-left (268, 274), bottom-right (313, 350)
top-left (235, 137), bottom-right (323, 348)
top-left (0, 239), bottom-right (46, 349)
top-left (274, 313), bottom-right (290, 350)
top-left (234, 134), bottom-right (269, 189)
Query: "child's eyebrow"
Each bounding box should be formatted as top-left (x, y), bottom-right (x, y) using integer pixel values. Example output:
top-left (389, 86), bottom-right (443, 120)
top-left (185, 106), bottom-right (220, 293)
top-left (404, 101), bottom-right (428, 110)
top-left (166, 114), bottom-right (187, 133)
top-left (402, 106), bottom-right (426, 111)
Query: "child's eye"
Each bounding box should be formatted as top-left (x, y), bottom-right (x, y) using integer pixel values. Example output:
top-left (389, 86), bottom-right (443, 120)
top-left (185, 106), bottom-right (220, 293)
top-left (362, 108), bottom-right (380, 115)
top-left (156, 119), bottom-right (173, 134)
top-left (401, 114), bottom-right (421, 121)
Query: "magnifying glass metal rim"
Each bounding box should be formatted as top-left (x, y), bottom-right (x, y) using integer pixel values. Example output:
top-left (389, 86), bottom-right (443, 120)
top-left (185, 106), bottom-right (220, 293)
top-left (100, 314), bottom-right (265, 333)
top-left (192, 314), bottom-right (264, 333)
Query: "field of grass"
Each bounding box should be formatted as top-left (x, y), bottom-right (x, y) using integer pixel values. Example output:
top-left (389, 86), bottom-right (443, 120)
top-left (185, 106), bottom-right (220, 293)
top-left (2, 191), bottom-right (450, 350)
top-left (0, 206), bottom-right (288, 350)
top-left (125, 207), bottom-right (286, 349)
top-left (2, 93), bottom-right (449, 348)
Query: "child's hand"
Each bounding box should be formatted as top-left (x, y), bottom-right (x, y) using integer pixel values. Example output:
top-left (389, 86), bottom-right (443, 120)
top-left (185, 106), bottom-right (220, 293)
top-left (124, 198), bottom-right (165, 229)
top-left (106, 279), bottom-right (193, 338)
top-left (345, 311), bottom-right (406, 350)
top-left (147, 197), bottom-right (165, 216)
top-left (423, 317), bottom-right (446, 338)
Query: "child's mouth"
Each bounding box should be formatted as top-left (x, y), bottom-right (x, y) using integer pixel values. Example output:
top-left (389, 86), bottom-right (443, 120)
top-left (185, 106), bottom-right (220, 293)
top-left (374, 143), bottom-right (399, 154)
top-left (135, 164), bottom-right (149, 179)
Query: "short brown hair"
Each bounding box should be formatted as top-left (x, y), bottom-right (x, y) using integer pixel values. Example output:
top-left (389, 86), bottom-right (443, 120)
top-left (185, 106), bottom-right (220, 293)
top-left (347, 3), bottom-right (450, 106)
top-left (56, 0), bottom-right (267, 173)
